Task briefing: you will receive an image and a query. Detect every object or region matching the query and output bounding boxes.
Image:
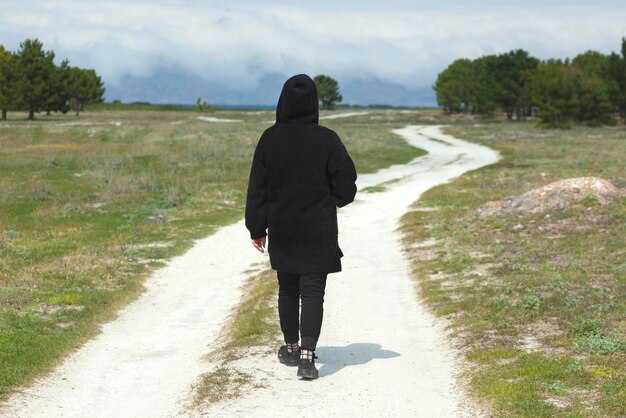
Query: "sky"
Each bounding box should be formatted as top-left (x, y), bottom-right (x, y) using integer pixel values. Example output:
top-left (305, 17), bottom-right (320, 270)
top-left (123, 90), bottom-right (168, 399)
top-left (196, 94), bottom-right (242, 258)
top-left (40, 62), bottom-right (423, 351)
top-left (1, 0), bottom-right (625, 102)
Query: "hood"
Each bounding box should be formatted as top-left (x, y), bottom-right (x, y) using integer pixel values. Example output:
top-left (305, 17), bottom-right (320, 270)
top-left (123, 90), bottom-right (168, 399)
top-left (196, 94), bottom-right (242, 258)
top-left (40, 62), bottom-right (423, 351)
top-left (275, 74), bottom-right (319, 124)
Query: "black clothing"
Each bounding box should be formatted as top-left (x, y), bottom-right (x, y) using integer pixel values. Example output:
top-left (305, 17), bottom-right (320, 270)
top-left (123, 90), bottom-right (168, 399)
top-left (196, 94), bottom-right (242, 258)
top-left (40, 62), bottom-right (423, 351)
top-left (277, 271), bottom-right (327, 351)
top-left (245, 73), bottom-right (358, 274)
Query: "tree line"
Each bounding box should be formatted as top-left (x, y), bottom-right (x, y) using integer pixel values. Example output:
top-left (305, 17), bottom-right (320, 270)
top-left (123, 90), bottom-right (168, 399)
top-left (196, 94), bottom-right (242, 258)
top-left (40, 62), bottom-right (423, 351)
top-left (433, 38), bottom-right (626, 127)
top-left (0, 38), bottom-right (105, 120)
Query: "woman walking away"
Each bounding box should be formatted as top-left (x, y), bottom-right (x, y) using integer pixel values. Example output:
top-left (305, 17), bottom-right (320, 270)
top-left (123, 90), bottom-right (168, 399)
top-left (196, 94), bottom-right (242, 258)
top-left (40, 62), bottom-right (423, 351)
top-left (245, 73), bottom-right (357, 380)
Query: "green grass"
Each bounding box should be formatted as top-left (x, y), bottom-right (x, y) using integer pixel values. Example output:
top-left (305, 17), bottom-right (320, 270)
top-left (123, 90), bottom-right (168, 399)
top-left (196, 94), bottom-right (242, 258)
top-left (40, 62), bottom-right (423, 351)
top-left (398, 121), bottom-right (625, 416)
top-left (0, 108), bottom-right (425, 402)
top-left (189, 267), bottom-right (278, 409)
top-left (360, 178), bottom-right (404, 193)
top-left (190, 366), bottom-right (256, 405)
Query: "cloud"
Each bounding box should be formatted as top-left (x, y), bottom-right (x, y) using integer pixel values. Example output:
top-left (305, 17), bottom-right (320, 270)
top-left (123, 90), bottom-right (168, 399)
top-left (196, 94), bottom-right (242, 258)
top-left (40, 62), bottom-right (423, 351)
top-left (1, 1), bottom-right (625, 91)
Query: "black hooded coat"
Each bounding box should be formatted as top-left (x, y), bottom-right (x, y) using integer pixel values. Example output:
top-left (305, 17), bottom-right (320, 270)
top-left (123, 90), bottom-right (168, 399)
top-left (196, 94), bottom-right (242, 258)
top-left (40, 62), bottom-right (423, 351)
top-left (245, 74), bottom-right (357, 275)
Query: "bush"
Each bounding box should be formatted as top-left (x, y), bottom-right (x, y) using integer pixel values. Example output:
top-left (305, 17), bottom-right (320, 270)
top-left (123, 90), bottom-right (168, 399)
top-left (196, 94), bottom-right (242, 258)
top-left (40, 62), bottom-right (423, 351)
top-left (574, 332), bottom-right (625, 354)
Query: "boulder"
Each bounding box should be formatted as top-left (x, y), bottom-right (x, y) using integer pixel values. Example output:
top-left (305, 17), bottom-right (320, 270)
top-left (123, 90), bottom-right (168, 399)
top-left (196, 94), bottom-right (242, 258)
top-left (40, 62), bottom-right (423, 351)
top-left (474, 177), bottom-right (623, 218)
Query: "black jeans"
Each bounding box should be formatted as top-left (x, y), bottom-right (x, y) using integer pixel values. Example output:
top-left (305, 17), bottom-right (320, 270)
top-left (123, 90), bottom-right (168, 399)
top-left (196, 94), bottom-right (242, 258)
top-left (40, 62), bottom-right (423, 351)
top-left (277, 271), bottom-right (328, 351)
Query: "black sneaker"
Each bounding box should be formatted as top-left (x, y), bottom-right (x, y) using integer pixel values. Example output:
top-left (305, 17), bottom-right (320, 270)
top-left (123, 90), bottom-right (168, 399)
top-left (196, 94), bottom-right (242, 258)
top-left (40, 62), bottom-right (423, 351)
top-left (297, 358), bottom-right (319, 380)
top-left (277, 345), bottom-right (300, 367)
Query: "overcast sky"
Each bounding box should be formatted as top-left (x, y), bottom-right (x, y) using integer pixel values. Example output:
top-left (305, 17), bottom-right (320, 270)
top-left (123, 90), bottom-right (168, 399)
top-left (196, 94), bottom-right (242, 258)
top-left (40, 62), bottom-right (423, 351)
top-left (1, 0), bottom-right (625, 92)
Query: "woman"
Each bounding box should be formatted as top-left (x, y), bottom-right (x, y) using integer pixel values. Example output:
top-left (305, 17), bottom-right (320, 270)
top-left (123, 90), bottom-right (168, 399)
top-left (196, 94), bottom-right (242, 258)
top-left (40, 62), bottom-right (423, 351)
top-left (245, 73), bottom-right (357, 380)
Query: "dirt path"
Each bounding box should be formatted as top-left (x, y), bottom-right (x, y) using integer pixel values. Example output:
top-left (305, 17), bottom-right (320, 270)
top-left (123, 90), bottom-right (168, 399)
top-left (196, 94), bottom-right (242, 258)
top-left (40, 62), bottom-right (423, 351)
top-left (263, 111), bottom-right (371, 124)
top-left (319, 111), bottom-right (371, 119)
top-left (196, 116), bottom-right (243, 122)
top-left (1, 125), bottom-right (500, 417)
top-left (200, 125), bottom-right (500, 417)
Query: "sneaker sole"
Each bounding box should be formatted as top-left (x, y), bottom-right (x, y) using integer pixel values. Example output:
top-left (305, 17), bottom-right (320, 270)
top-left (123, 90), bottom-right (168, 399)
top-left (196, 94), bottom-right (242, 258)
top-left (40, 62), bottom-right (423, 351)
top-left (279, 358), bottom-right (299, 367)
top-left (297, 371), bottom-right (319, 380)
top-left (297, 367), bottom-right (319, 379)
top-left (277, 353), bottom-right (299, 367)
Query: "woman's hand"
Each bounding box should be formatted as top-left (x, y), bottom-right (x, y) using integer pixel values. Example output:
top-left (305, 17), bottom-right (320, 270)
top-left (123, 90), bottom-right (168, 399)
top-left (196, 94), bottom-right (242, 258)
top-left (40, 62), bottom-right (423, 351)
top-left (251, 236), bottom-right (266, 253)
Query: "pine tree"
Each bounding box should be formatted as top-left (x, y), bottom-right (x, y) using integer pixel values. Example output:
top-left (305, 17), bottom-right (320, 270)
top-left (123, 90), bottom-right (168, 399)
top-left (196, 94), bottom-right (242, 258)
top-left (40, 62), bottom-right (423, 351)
top-left (490, 50), bottom-right (539, 120)
top-left (45, 58), bottom-right (72, 115)
top-left (530, 59), bottom-right (579, 127)
top-left (571, 51), bottom-right (614, 124)
top-left (0, 45), bottom-right (17, 121)
top-left (16, 38), bottom-right (56, 120)
top-left (67, 67), bottom-right (105, 116)
top-left (606, 37), bottom-right (626, 118)
top-left (433, 58), bottom-right (474, 113)
top-left (471, 56), bottom-right (499, 115)
top-left (313, 75), bottom-right (342, 110)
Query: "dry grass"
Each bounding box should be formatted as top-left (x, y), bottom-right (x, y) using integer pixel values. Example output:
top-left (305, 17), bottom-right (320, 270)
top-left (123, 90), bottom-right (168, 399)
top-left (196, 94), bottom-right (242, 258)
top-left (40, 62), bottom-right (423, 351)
top-left (0, 108), bottom-right (424, 403)
top-left (188, 266), bottom-right (279, 410)
top-left (399, 121), bottom-right (625, 417)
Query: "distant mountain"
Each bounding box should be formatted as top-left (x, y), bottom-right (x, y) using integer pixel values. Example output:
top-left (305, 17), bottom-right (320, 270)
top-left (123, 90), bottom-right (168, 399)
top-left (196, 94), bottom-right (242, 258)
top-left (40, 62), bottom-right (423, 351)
top-left (342, 77), bottom-right (437, 107)
top-left (105, 66), bottom-right (244, 105)
top-left (104, 66), bottom-right (436, 107)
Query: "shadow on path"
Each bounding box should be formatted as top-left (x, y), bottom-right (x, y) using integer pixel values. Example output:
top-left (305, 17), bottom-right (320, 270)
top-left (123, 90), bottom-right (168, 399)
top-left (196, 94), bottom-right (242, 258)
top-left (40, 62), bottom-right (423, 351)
top-left (315, 343), bottom-right (400, 377)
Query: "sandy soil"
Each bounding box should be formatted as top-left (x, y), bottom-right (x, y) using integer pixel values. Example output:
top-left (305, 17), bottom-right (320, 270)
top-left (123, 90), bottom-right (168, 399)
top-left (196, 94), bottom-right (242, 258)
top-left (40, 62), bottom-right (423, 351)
top-left (0, 125), bottom-right (499, 417)
top-left (196, 116), bottom-right (242, 123)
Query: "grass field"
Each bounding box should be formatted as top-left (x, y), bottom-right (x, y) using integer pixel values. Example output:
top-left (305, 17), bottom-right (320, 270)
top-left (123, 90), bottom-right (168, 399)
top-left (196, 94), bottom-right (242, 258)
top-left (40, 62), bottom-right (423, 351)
top-left (398, 121), bottom-right (625, 416)
top-left (0, 109), bottom-right (424, 401)
top-left (3, 108), bottom-right (623, 415)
